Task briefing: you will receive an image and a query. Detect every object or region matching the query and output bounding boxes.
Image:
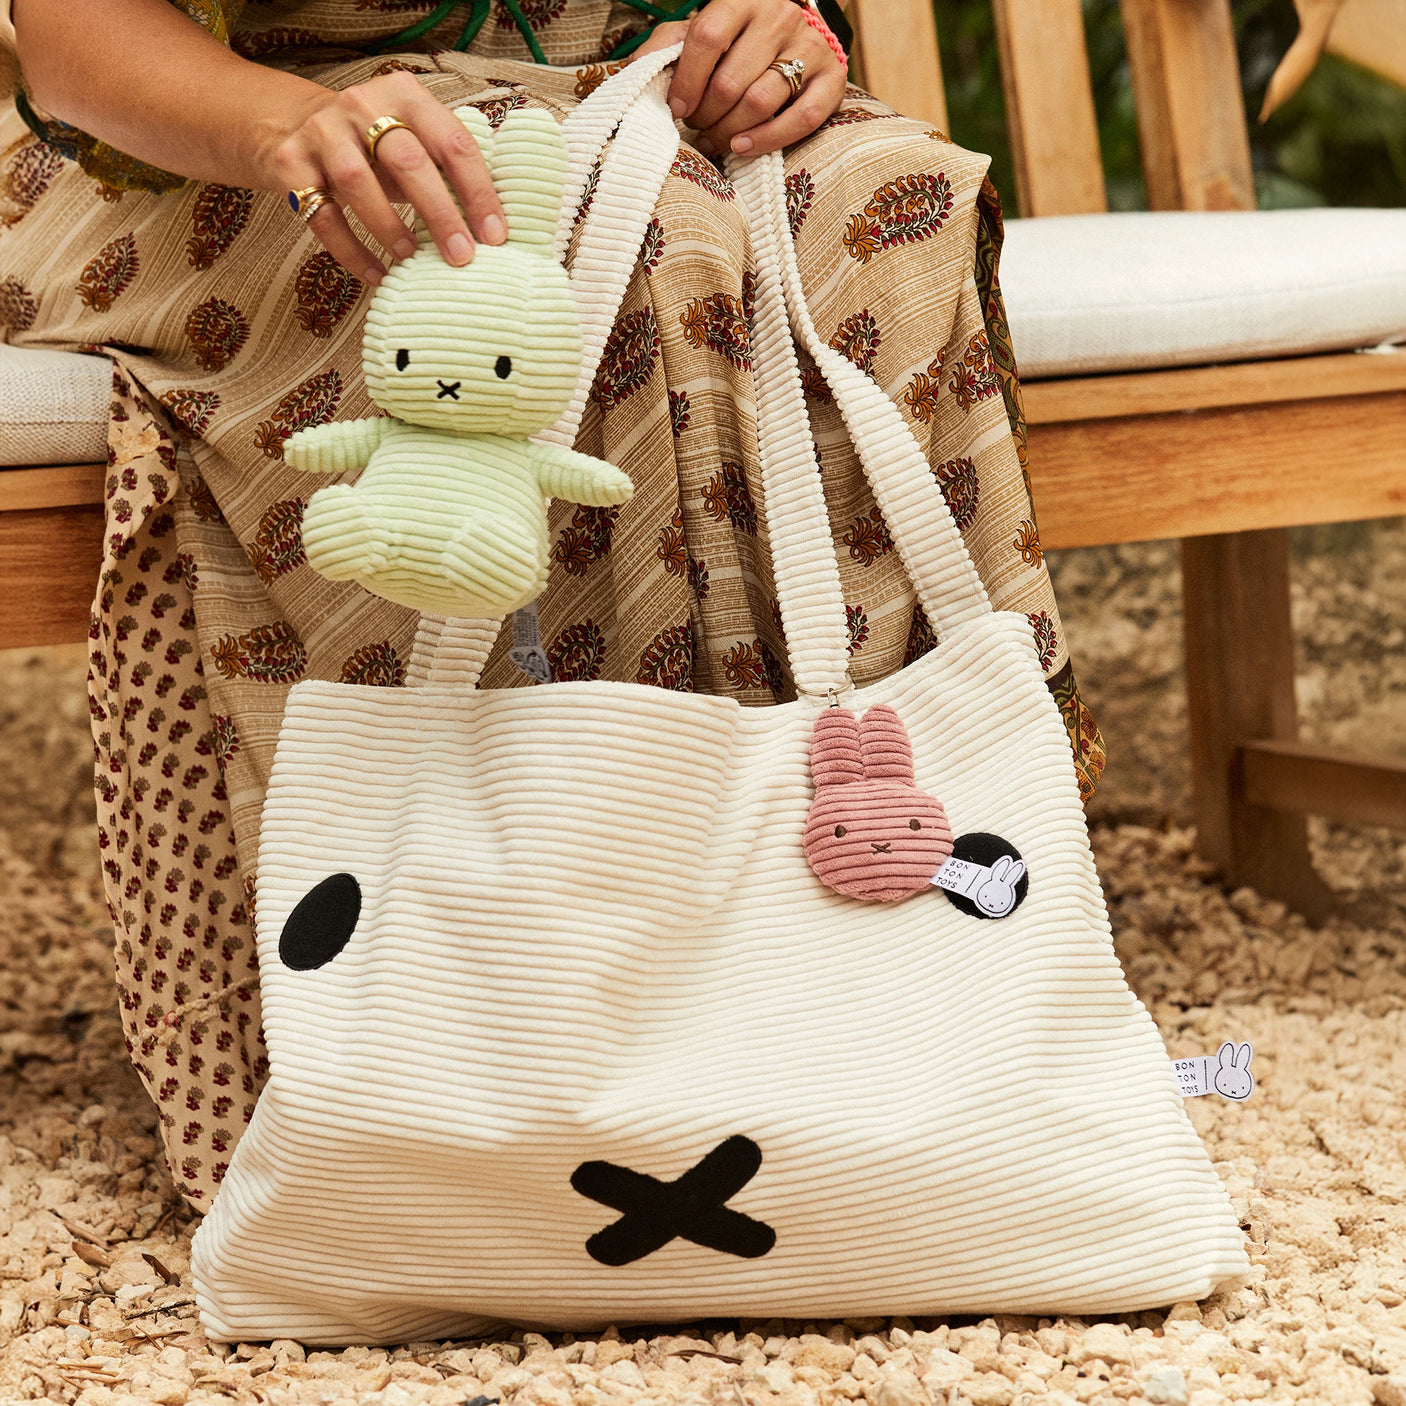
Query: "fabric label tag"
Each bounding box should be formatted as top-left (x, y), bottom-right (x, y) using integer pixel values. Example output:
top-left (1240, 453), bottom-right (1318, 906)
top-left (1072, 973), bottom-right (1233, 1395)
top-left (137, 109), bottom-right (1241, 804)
top-left (508, 604), bottom-right (552, 684)
top-left (1172, 1043), bottom-right (1255, 1101)
top-left (930, 853), bottom-right (1023, 918)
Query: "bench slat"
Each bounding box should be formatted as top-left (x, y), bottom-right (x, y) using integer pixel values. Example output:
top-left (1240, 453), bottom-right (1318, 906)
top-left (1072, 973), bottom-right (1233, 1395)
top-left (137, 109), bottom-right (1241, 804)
top-left (849, 0), bottom-right (948, 132)
top-left (0, 463), bottom-right (107, 512)
top-left (990, 0), bottom-right (1106, 216)
top-left (1028, 387), bottom-right (1406, 548)
top-left (1120, 0), bottom-right (1256, 211)
top-left (1022, 349), bottom-right (1406, 424)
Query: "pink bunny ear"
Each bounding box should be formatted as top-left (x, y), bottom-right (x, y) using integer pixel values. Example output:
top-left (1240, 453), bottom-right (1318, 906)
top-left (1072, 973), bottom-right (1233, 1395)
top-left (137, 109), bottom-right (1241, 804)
top-left (857, 704), bottom-right (915, 785)
top-left (809, 709), bottom-right (863, 788)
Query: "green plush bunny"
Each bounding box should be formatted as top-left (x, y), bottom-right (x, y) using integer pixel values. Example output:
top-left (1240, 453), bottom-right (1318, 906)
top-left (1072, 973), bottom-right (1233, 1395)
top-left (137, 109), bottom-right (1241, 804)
top-left (285, 106), bottom-right (633, 619)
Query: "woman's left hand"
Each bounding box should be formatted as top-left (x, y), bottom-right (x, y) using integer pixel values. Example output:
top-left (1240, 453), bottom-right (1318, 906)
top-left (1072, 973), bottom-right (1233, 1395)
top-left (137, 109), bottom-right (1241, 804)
top-left (633, 0), bottom-right (846, 157)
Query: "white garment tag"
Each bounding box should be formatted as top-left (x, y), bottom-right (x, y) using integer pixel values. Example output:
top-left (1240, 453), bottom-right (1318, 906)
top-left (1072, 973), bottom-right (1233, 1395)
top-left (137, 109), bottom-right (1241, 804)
top-left (930, 854), bottom-right (1024, 918)
top-left (508, 604), bottom-right (552, 684)
top-left (1172, 1043), bottom-right (1255, 1101)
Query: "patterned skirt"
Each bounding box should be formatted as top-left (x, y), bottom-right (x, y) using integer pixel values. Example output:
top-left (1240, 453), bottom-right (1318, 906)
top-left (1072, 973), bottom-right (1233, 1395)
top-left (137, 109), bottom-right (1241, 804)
top-left (0, 0), bottom-right (1104, 1209)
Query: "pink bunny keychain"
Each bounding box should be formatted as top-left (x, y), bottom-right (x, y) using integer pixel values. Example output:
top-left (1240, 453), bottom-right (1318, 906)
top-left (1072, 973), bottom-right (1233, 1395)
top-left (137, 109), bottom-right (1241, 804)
top-left (803, 704), bottom-right (1029, 918)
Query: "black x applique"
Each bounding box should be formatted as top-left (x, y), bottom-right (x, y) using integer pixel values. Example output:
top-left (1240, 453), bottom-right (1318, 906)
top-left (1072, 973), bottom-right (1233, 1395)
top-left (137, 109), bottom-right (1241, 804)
top-left (571, 1135), bottom-right (776, 1266)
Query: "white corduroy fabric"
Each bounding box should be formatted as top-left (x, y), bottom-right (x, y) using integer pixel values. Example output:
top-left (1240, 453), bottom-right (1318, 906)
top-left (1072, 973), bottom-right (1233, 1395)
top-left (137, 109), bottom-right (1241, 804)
top-left (192, 54), bottom-right (1248, 1343)
top-left (0, 343), bottom-right (111, 466)
top-left (999, 207), bottom-right (1406, 378)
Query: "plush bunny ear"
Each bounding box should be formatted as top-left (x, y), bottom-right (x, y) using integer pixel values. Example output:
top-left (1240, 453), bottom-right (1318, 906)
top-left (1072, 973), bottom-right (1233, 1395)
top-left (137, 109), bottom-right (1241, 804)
top-left (480, 106), bottom-right (565, 251)
top-left (452, 104), bottom-right (495, 159)
top-left (857, 704), bottom-right (916, 785)
top-left (809, 709), bottom-right (864, 788)
top-left (413, 107), bottom-right (497, 250)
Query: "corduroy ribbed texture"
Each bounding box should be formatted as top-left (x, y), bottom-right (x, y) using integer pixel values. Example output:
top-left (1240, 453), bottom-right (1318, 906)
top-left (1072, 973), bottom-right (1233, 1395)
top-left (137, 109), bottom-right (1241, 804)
top-left (191, 56), bottom-right (1248, 1343)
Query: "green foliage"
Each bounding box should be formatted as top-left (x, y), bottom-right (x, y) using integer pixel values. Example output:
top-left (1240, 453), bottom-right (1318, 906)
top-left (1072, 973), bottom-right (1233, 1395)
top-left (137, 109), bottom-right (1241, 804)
top-left (931, 0), bottom-right (1406, 213)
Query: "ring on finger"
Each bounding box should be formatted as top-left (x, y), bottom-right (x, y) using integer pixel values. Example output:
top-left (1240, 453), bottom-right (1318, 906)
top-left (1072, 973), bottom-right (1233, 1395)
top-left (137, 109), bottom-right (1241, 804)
top-left (364, 114), bottom-right (413, 161)
top-left (288, 185), bottom-right (335, 221)
top-left (767, 57), bottom-right (806, 99)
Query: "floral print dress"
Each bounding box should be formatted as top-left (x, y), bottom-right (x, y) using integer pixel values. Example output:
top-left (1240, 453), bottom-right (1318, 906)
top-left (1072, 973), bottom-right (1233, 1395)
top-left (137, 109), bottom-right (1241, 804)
top-left (0, 0), bottom-right (1105, 1209)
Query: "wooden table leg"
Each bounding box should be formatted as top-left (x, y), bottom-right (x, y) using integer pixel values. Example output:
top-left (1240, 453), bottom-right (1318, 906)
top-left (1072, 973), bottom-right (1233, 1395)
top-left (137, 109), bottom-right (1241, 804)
top-left (1181, 527), bottom-right (1336, 920)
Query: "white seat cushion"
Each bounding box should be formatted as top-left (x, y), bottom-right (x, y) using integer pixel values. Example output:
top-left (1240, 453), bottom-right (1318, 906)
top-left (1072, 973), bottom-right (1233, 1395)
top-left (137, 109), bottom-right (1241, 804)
top-left (0, 342), bottom-right (112, 466)
top-left (998, 208), bottom-right (1406, 379)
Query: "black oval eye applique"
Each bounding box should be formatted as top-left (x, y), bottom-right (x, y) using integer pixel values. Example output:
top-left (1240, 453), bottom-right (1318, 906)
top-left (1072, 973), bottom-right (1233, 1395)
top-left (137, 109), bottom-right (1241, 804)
top-left (834, 824), bottom-right (847, 838)
top-left (910, 819), bottom-right (922, 830)
top-left (279, 873), bottom-right (361, 971)
top-left (494, 355), bottom-right (512, 379)
top-left (395, 348), bottom-right (410, 371)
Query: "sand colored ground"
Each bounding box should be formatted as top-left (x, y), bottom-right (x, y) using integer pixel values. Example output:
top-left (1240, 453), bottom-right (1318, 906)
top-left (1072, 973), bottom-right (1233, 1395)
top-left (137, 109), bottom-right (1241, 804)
top-left (2, 522), bottom-right (1404, 1406)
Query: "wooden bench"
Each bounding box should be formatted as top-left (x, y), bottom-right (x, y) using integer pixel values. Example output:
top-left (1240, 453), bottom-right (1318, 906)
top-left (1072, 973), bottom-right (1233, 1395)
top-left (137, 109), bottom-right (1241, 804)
top-left (846, 0), bottom-right (1406, 918)
top-left (4, 0), bottom-right (1405, 920)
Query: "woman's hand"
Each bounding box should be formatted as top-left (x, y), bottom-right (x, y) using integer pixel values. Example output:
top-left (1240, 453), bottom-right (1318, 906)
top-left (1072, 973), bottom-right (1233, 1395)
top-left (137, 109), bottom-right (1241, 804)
top-left (634, 0), bottom-right (846, 157)
top-left (265, 70), bottom-right (508, 287)
top-left (14, 0), bottom-right (506, 287)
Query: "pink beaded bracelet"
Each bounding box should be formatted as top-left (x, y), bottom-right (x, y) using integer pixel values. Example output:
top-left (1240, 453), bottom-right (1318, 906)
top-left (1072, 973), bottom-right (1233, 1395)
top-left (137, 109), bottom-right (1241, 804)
top-left (799, 2), bottom-right (848, 68)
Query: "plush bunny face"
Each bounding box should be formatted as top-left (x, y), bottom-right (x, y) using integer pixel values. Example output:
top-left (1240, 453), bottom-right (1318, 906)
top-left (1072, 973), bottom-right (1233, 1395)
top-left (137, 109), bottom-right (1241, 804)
top-left (362, 106), bottom-right (581, 437)
top-left (803, 704), bottom-right (954, 902)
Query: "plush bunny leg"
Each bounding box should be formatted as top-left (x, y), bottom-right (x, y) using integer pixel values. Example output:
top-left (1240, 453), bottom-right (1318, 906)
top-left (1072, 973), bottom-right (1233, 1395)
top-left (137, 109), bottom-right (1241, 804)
top-left (285, 418), bottom-right (391, 475)
top-left (300, 484), bottom-right (391, 582)
top-left (530, 442), bottom-right (634, 508)
top-left (437, 514), bottom-right (550, 616)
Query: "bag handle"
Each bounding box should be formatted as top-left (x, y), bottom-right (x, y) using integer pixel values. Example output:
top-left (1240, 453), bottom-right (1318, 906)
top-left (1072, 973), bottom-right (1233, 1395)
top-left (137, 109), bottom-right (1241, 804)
top-left (728, 157), bottom-right (851, 697)
top-left (730, 152), bottom-right (990, 684)
top-left (409, 46), bottom-right (685, 687)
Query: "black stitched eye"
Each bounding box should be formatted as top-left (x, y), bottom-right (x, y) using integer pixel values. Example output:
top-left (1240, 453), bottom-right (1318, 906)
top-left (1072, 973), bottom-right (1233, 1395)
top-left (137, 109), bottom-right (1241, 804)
top-left (910, 819), bottom-right (922, 830)
top-left (495, 355), bottom-right (512, 379)
top-left (834, 824), bottom-right (847, 838)
top-left (395, 349), bottom-right (410, 371)
top-left (279, 873), bottom-right (361, 971)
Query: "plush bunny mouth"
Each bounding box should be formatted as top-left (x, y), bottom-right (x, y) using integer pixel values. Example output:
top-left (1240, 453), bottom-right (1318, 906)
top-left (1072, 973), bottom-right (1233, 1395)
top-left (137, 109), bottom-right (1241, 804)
top-left (871, 842), bottom-right (892, 854)
top-left (436, 380), bottom-right (462, 400)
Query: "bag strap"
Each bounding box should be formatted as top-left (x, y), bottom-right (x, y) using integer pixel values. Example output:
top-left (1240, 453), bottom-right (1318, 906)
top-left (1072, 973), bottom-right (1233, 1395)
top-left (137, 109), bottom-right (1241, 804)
top-left (728, 157), bottom-right (851, 697)
top-left (409, 46), bottom-right (684, 687)
top-left (732, 155), bottom-right (992, 646)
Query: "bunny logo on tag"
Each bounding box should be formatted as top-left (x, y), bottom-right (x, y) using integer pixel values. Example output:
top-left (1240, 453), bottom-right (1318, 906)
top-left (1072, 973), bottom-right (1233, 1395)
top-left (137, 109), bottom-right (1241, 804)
top-left (930, 832), bottom-right (1029, 920)
top-left (1172, 1043), bottom-right (1255, 1101)
top-left (803, 705), bottom-right (1030, 917)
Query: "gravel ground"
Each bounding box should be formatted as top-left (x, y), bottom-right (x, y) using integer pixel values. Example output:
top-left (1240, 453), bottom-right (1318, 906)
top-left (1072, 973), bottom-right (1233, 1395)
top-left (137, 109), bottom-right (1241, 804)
top-left (2, 521), bottom-right (1404, 1406)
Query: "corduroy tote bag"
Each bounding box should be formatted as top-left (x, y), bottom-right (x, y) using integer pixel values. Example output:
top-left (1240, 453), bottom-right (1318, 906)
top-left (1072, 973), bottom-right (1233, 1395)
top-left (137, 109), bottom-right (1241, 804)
top-left (192, 51), bottom-right (1248, 1344)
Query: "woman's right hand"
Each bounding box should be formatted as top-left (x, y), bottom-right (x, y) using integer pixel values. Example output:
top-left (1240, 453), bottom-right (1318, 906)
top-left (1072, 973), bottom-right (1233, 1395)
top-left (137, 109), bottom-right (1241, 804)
top-left (264, 69), bottom-right (508, 286)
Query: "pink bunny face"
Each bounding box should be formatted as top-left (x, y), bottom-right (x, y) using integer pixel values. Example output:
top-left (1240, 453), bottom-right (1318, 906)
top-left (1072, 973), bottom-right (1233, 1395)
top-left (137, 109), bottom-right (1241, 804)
top-left (803, 704), bottom-right (954, 902)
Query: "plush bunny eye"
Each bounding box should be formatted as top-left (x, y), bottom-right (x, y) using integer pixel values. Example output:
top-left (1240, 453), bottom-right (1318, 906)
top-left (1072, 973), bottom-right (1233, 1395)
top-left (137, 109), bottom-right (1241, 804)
top-left (495, 355), bottom-right (512, 379)
top-left (910, 819), bottom-right (922, 830)
top-left (395, 349), bottom-right (410, 371)
top-left (834, 824), bottom-right (847, 838)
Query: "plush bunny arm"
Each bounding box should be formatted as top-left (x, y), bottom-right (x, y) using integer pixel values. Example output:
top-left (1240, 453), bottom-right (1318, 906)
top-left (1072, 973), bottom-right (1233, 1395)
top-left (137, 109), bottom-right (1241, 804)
top-left (530, 443), bottom-right (634, 507)
top-left (284, 418), bottom-right (391, 474)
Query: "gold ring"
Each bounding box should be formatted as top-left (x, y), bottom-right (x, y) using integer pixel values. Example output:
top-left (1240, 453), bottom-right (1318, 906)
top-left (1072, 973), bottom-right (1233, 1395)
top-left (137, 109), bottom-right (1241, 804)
top-left (767, 57), bottom-right (807, 98)
top-left (287, 185), bottom-right (334, 221)
top-left (364, 114), bottom-right (413, 161)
